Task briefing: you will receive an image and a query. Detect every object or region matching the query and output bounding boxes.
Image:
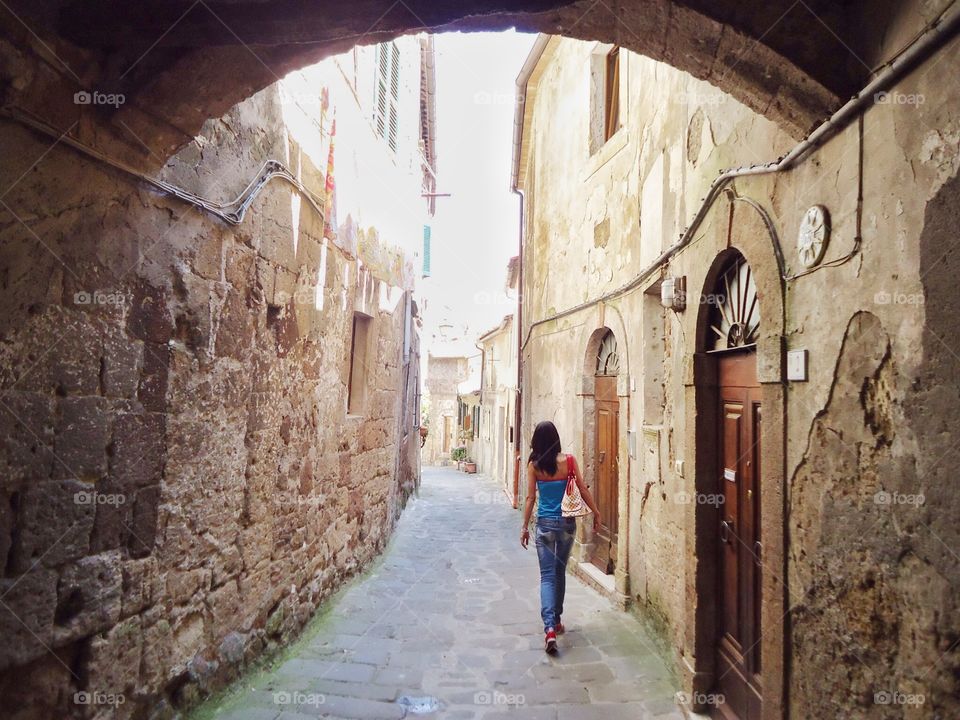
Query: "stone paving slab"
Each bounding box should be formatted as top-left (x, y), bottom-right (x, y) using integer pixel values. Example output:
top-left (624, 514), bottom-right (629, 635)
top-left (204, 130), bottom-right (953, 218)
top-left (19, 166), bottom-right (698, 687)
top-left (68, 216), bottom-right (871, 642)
top-left (196, 467), bottom-right (684, 720)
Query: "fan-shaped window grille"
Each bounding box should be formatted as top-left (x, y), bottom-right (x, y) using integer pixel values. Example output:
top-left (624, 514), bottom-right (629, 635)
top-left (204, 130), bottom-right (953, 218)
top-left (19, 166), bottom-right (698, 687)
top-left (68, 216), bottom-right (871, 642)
top-left (708, 254), bottom-right (760, 352)
top-left (595, 331), bottom-right (620, 376)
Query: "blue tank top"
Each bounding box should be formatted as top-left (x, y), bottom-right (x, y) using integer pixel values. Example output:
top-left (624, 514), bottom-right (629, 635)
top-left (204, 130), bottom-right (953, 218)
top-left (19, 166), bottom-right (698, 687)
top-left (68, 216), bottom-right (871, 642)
top-left (536, 455), bottom-right (572, 518)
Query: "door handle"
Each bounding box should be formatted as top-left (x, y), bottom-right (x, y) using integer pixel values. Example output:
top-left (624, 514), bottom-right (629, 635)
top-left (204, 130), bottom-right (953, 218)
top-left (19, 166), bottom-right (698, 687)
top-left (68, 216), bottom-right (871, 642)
top-left (720, 520), bottom-right (734, 544)
top-left (599, 451), bottom-right (605, 464)
top-left (753, 541), bottom-right (762, 567)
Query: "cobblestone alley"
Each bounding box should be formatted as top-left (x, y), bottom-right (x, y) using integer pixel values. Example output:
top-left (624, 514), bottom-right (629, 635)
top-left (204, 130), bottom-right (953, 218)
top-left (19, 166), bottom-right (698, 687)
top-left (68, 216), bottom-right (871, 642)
top-left (200, 466), bottom-right (684, 720)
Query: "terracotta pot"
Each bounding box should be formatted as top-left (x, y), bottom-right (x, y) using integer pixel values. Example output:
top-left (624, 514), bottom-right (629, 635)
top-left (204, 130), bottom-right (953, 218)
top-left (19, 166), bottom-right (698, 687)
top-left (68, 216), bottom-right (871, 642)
top-left (465, 462), bottom-right (477, 473)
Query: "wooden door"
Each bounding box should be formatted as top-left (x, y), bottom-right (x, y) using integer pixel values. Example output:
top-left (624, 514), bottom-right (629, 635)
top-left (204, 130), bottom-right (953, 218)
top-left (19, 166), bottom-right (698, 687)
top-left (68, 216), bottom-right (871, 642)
top-left (713, 350), bottom-right (762, 720)
top-left (591, 375), bottom-right (619, 574)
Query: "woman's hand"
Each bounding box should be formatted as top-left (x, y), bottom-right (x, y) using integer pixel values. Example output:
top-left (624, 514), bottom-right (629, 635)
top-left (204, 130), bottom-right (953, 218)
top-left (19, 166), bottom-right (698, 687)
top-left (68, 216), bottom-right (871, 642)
top-left (520, 527), bottom-right (530, 549)
top-left (592, 513), bottom-right (602, 533)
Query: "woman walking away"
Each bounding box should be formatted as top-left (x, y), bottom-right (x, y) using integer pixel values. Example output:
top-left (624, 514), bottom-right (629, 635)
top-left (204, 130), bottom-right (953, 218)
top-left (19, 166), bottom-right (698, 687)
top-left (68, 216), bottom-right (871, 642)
top-left (520, 421), bottom-right (601, 654)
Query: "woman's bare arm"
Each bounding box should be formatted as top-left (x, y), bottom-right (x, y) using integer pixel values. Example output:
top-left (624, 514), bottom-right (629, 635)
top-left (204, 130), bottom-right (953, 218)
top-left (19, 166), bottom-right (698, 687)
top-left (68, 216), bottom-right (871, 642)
top-left (521, 462), bottom-right (537, 548)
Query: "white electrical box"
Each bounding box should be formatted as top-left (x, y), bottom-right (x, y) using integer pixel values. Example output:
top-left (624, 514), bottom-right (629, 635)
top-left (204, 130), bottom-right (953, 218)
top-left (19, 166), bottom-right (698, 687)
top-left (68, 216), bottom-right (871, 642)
top-left (787, 349), bottom-right (808, 381)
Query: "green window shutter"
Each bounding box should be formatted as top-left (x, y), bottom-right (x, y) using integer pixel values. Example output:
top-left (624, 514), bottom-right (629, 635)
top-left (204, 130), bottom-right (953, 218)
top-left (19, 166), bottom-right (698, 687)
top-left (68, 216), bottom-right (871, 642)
top-left (423, 225), bottom-right (431, 277)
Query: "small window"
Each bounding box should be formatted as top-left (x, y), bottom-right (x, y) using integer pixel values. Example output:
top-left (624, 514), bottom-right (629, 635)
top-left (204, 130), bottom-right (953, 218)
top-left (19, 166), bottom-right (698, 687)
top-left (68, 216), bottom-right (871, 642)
top-left (347, 313), bottom-right (373, 414)
top-left (604, 47), bottom-right (620, 141)
top-left (590, 45), bottom-right (622, 153)
top-left (373, 42), bottom-right (401, 153)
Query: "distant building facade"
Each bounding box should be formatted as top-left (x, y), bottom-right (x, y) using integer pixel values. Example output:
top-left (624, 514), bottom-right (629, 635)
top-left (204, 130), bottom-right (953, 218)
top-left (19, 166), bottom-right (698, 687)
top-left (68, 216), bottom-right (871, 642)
top-left (470, 257), bottom-right (520, 499)
top-left (423, 354), bottom-right (470, 465)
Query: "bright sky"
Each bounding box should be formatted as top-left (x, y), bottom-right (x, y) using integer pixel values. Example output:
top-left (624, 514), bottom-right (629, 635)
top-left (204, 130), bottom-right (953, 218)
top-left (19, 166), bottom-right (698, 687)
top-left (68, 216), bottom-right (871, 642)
top-left (421, 31), bottom-right (537, 358)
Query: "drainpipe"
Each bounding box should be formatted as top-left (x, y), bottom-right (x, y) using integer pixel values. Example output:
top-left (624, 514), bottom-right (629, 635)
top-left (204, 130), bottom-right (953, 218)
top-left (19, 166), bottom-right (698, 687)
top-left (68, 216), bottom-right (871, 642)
top-left (512, 189), bottom-right (523, 510)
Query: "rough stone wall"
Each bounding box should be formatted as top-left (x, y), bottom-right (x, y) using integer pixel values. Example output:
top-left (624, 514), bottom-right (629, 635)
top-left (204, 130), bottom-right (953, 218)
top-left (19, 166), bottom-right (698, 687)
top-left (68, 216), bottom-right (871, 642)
top-left (519, 22), bottom-right (960, 718)
top-left (0, 58), bottom-right (419, 720)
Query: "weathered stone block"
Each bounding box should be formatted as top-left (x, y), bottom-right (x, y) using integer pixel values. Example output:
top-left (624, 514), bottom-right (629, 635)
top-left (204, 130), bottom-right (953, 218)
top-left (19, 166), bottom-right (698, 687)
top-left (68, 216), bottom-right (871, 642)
top-left (139, 605), bottom-right (172, 691)
top-left (47, 318), bottom-right (102, 396)
top-left (0, 568), bottom-right (57, 669)
top-left (192, 234), bottom-right (223, 281)
top-left (169, 610), bottom-right (206, 678)
top-left (84, 615), bottom-right (142, 699)
top-left (166, 568), bottom-right (211, 605)
top-left (128, 484), bottom-right (160, 558)
top-left (100, 333), bottom-right (142, 399)
top-left (0, 392), bottom-right (56, 485)
top-left (225, 243), bottom-right (255, 288)
top-left (120, 556), bottom-right (159, 617)
top-left (9, 478), bottom-right (95, 572)
top-left (53, 396), bottom-right (109, 480)
top-left (208, 579), bottom-right (240, 637)
top-left (111, 412), bottom-right (164, 490)
top-left (138, 342), bottom-right (170, 412)
top-left (53, 551), bottom-right (122, 644)
top-left (127, 281), bottom-right (173, 344)
top-left (89, 475), bottom-right (133, 554)
top-left (214, 288), bottom-right (254, 360)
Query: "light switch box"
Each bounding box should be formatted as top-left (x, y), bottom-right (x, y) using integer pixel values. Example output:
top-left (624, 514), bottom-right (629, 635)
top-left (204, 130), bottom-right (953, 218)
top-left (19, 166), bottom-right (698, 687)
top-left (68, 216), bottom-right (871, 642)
top-left (787, 349), bottom-right (808, 382)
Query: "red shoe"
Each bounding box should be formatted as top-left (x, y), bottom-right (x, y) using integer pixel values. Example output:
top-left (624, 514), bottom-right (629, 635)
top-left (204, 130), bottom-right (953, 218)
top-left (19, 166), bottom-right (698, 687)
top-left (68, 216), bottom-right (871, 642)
top-left (544, 628), bottom-right (558, 654)
top-left (555, 622), bottom-right (566, 635)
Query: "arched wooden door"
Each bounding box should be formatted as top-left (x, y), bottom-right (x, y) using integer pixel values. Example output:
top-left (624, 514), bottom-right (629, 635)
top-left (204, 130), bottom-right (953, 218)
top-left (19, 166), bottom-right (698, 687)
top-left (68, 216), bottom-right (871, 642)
top-left (708, 255), bottom-right (762, 720)
top-left (591, 330), bottom-right (620, 574)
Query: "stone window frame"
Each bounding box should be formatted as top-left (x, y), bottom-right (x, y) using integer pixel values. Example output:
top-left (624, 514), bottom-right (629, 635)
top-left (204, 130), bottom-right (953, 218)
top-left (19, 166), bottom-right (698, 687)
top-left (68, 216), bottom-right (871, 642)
top-left (347, 311), bottom-right (374, 416)
top-left (589, 43), bottom-right (626, 155)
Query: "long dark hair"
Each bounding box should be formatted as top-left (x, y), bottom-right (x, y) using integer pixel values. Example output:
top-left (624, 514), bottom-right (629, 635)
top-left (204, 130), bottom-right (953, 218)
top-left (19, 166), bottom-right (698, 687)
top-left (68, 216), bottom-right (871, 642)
top-left (529, 421), bottom-right (562, 475)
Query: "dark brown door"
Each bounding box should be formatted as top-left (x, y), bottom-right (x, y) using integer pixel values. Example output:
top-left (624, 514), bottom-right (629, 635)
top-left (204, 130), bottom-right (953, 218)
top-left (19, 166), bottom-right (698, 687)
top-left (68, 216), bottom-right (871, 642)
top-left (591, 375), bottom-right (619, 574)
top-left (713, 350), bottom-right (762, 720)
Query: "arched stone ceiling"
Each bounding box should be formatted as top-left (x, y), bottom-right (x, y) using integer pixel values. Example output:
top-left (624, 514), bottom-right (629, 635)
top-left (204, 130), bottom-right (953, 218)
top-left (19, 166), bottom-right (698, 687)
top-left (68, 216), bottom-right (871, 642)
top-left (0, 0), bottom-right (907, 160)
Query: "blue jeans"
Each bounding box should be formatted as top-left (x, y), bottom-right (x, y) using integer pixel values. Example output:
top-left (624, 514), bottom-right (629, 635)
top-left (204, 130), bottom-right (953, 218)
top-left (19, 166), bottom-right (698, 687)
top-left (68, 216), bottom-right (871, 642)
top-left (535, 516), bottom-right (576, 632)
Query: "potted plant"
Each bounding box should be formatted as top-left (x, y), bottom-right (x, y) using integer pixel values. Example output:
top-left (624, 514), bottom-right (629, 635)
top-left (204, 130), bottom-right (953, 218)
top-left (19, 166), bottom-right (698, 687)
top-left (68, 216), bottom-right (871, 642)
top-left (451, 446), bottom-right (467, 470)
top-left (464, 457), bottom-right (477, 474)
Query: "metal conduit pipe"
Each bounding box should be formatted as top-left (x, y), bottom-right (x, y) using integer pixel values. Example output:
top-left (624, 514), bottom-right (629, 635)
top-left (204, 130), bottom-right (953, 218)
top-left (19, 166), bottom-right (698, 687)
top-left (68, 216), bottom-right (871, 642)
top-left (517, 2), bottom-right (960, 353)
top-left (1, 106), bottom-right (328, 229)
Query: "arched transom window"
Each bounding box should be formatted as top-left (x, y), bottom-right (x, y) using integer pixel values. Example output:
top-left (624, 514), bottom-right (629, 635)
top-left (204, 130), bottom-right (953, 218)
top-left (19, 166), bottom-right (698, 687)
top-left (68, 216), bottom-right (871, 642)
top-left (708, 253), bottom-right (760, 352)
top-left (595, 330), bottom-right (620, 376)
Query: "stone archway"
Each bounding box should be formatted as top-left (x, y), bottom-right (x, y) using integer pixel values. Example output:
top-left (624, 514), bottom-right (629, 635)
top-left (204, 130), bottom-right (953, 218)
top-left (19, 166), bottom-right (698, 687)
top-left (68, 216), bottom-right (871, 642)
top-left (576, 314), bottom-right (630, 603)
top-left (0, 0), bottom-right (910, 162)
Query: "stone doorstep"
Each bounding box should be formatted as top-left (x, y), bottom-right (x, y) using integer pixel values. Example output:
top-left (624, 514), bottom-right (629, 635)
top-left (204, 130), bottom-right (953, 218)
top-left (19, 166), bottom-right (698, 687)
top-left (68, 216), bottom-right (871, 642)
top-left (570, 561), bottom-right (616, 600)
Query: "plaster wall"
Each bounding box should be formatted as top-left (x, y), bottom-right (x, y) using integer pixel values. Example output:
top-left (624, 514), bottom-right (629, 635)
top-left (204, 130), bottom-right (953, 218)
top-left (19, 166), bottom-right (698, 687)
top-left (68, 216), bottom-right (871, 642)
top-left (519, 25), bottom-right (960, 718)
